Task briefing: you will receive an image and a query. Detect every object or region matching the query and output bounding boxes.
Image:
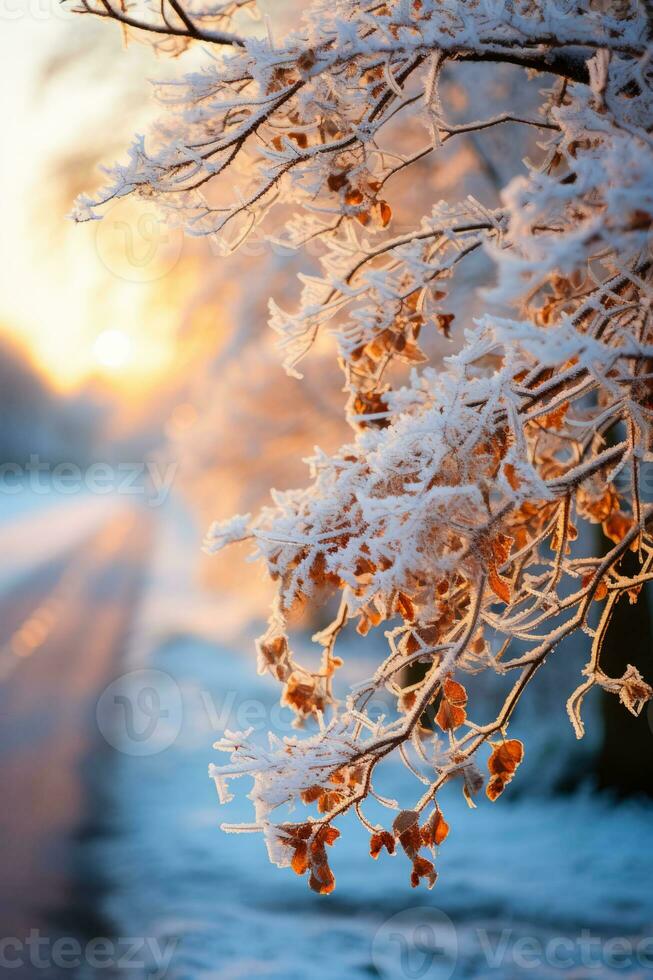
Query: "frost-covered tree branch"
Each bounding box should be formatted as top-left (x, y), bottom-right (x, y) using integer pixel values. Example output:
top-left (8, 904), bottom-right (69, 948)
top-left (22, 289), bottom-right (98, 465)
top-left (74, 0), bottom-right (653, 894)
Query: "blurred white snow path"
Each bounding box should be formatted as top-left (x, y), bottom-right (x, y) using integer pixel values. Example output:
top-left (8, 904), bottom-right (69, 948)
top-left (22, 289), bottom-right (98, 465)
top-left (122, 493), bottom-right (249, 668)
top-left (0, 490), bottom-right (123, 592)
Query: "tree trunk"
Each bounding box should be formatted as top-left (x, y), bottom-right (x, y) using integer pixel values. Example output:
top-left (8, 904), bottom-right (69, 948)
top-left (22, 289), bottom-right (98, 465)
top-left (596, 547), bottom-right (653, 796)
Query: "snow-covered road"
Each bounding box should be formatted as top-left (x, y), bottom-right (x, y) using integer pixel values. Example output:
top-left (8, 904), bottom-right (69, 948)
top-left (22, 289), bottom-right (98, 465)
top-left (0, 495), bottom-right (155, 961)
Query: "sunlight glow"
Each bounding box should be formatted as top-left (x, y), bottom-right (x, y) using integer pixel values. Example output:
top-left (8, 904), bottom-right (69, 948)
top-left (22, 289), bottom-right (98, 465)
top-left (93, 329), bottom-right (132, 370)
top-left (0, 16), bottom-right (183, 394)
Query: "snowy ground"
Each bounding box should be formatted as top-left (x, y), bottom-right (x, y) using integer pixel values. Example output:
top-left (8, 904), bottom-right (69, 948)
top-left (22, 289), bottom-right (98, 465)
top-left (74, 498), bottom-right (653, 980)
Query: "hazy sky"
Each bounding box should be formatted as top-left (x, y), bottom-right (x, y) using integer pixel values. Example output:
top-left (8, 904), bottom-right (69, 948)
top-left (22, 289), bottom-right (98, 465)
top-left (0, 7), bottom-right (182, 389)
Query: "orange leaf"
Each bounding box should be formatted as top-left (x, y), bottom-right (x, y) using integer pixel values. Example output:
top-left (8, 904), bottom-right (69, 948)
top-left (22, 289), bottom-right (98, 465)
top-left (410, 855), bottom-right (437, 889)
top-left (421, 807), bottom-right (449, 848)
top-left (486, 738), bottom-right (524, 800)
top-left (488, 739), bottom-right (523, 776)
top-left (488, 562), bottom-right (511, 604)
top-left (435, 699), bottom-right (466, 732)
top-left (486, 775), bottom-right (506, 802)
top-left (504, 463), bottom-right (521, 490)
top-left (393, 810), bottom-right (422, 854)
top-left (345, 188), bottom-right (364, 206)
top-left (491, 533), bottom-right (513, 566)
top-left (432, 810), bottom-right (449, 846)
top-left (396, 591), bottom-right (415, 622)
top-left (309, 865), bottom-right (335, 894)
top-left (322, 826), bottom-right (340, 847)
top-left (291, 843), bottom-right (309, 875)
top-left (300, 785), bottom-right (322, 804)
top-left (399, 689), bottom-right (417, 712)
top-left (405, 288), bottom-right (422, 312)
top-left (370, 830), bottom-right (395, 859)
top-left (435, 313), bottom-right (455, 338)
top-left (327, 171), bottom-right (349, 192)
top-left (603, 510), bottom-right (634, 546)
top-left (442, 677), bottom-right (467, 707)
top-left (379, 200), bottom-right (392, 227)
top-left (435, 676), bottom-right (468, 731)
top-left (582, 571), bottom-right (608, 601)
top-left (317, 790), bottom-right (342, 814)
top-left (539, 400), bottom-right (569, 430)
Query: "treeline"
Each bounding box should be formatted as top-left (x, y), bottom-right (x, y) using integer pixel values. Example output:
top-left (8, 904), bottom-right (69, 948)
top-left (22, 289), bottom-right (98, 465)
top-left (0, 333), bottom-right (103, 465)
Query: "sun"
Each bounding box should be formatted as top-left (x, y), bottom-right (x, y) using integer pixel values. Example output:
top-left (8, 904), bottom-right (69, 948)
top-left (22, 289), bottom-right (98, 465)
top-left (93, 329), bottom-right (132, 370)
